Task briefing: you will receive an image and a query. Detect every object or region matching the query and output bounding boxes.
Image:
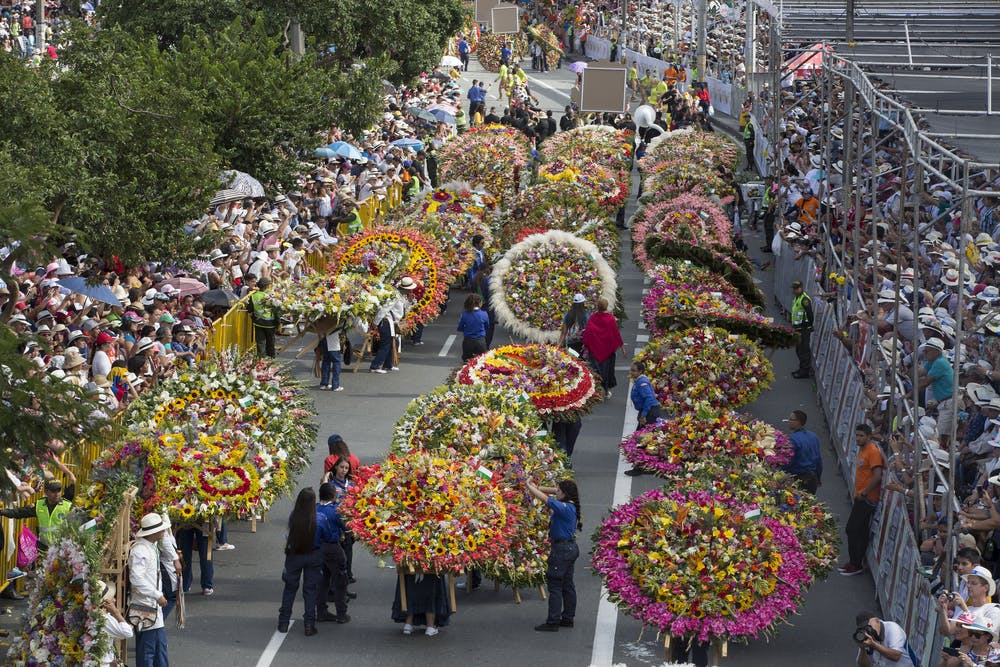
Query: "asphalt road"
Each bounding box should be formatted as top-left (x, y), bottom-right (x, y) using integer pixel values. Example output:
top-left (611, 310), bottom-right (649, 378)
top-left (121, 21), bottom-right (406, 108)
top-left (0, 57), bottom-right (882, 667)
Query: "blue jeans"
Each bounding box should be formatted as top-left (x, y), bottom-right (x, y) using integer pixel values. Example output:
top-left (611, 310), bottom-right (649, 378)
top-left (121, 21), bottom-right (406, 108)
top-left (176, 527), bottom-right (214, 592)
top-left (135, 626), bottom-right (169, 667)
top-left (545, 540), bottom-right (579, 624)
top-left (321, 350), bottom-right (343, 388)
top-left (160, 563), bottom-right (177, 621)
top-left (369, 319), bottom-right (395, 370)
top-left (216, 521), bottom-right (228, 545)
top-left (279, 550), bottom-right (323, 625)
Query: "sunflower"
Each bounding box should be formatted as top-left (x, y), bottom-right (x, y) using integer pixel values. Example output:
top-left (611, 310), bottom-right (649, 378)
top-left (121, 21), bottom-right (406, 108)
top-left (434, 545), bottom-right (446, 556)
top-left (211, 388), bottom-right (226, 399)
top-left (464, 536), bottom-right (477, 550)
top-left (180, 504), bottom-right (196, 519)
top-left (228, 391), bottom-right (239, 400)
top-left (188, 389), bottom-right (201, 399)
top-left (364, 515), bottom-right (377, 529)
top-left (379, 532), bottom-right (393, 543)
top-left (170, 398), bottom-right (187, 411)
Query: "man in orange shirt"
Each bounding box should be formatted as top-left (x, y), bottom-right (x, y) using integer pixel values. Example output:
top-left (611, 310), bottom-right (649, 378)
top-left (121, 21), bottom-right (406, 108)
top-left (839, 424), bottom-right (884, 576)
top-left (796, 187), bottom-right (820, 226)
top-left (663, 63), bottom-right (679, 86)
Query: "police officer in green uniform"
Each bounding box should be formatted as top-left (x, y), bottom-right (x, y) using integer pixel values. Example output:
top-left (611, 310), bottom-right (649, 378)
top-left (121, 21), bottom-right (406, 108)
top-left (1, 478), bottom-right (73, 549)
top-left (249, 276), bottom-right (278, 358)
top-left (790, 280), bottom-right (813, 379)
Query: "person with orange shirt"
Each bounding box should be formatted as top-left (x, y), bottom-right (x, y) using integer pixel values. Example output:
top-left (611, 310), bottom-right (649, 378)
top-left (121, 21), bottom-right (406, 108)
top-left (663, 63), bottom-right (679, 86)
top-left (796, 187), bottom-right (820, 226)
top-left (839, 424), bottom-right (884, 576)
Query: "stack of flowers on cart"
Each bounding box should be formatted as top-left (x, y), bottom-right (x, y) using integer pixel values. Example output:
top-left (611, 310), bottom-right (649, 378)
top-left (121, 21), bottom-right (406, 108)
top-left (659, 460), bottom-right (839, 581)
top-left (82, 353), bottom-right (314, 523)
top-left (541, 126), bottom-right (634, 177)
top-left (644, 129), bottom-right (740, 173)
top-left (455, 343), bottom-right (603, 421)
top-left (438, 124), bottom-right (531, 200)
top-left (641, 233), bottom-right (760, 307)
top-left (525, 23), bottom-right (564, 67)
top-left (475, 32), bottom-right (528, 72)
top-left (397, 212), bottom-right (486, 284)
top-left (265, 269), bottom-right (397, 329)
top-left (492, 230), bottom-right (616, 343)
top-left (641, 260), bottom-right (763, 308)
top-left (633, 328), bottom-right (773, 412)
top-left (619, 409), bottom-right (792, 477)
top-left (456, 18), bottom-right (480, 52)
top-left (591, 488), bottom-right (810, 642)
top-left (390, 384), bottom-right (570, 587)
top-left (631, 195), bottom-right (734, 271)
top-left (639, 158), bottom-right (732, 202)
top-left (537, 162), bottom-right (628, 212)
top-left (329, 226), bottom-right (448, 333)
top-left (643, 273), bottom-right (797, 348)
top-left (341, 451), bottom-right (519, 573)
top-left (8, 531), bottom-right (107, 667)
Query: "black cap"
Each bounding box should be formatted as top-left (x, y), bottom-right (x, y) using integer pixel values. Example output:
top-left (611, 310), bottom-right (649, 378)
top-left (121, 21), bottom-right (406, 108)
top-left (44, 479), bottom-right (63, 492)
top-left (327, 434), bottom-right (345, 447)
top-left (791, 280), bottom-right (803, 288)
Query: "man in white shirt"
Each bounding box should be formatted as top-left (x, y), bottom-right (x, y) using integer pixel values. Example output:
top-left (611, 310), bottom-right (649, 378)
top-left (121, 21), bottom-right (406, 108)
top-left (129, 513), bottom-right (170, 667)
top-left (855, 611), bottom-right (914, 667)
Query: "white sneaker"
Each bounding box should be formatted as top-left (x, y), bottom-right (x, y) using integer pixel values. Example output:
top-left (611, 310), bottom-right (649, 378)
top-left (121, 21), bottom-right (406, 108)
top-left (425, 627), bottom-right (439, 637)
top-left (332, 386), bottom-right (344, 392)
top-left (215, 543), bottom-right (235, 551)
top-left (370, 369), bottom-right (388, 374)
top-left (402, 623), bottom-right (414, 635)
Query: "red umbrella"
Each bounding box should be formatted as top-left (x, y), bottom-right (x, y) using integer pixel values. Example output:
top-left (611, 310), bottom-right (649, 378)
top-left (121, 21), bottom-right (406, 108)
top-left (158, 277), bottom-right (208, 298)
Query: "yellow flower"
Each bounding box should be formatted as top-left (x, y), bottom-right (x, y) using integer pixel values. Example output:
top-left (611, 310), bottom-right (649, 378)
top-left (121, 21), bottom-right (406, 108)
top-left (180, 504), bottom-right (196, 519)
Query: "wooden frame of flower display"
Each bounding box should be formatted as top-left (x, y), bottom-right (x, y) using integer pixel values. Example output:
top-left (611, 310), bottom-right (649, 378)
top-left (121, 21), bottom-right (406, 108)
top-left (633, 327), bottom-right (773, 413)
top-left (390, 383), bottom-right (570, 588)
top-left (438, 125), bottom-right (531, 203)
top-left (328, 226), bottom-right (449, 334)
top-left (492, 230), bottom-right (616, 343)
top-left (265, 269), bottom-right (398, 333)
top-left (618, 409), bottom-right (792, 477)
top-left (591, 489), bottom-right (810, 643)
top-left (455, 343), bottom-right (603, 421)
top-left (340, 451), bottom-right (519, 575)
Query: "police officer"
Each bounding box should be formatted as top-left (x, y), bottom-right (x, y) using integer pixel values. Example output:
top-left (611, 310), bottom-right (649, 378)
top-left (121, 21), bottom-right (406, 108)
top-left (1, 478), bottom-right (73, 549)
top-left (249, 277), bottom-right (278, 358)
top-left (791, 280), bottom-right (813, 378)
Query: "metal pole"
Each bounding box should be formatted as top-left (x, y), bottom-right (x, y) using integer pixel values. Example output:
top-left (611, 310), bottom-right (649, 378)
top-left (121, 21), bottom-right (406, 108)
top-left (695, 0), bottom-right (707, 82)
top-left (674, 0), bottom-right (682, 54)
top-left (989, 54), bottom-right (993, 116)
top-left (911, 153), bottom-right (925, 536)
top-left (846, 0), bottom-right (855, 43)
top-left (903, 21), bottom-right (913, 68)
top-left (288, 16), bottom-right (306, 58)
top-left (35, 0), bottom-right (45, 55)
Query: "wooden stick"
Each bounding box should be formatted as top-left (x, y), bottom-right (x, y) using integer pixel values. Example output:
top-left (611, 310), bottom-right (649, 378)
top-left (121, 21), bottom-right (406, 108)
top-left (494, 580), bottom-right (500, 592)
top-left (276, 328), bottom-right (307, 355)
top-left (398, 572), bottom-right (408, 613)
top-left (538, 584), bottom-right (547, 600)
top-left (448, 574), bottom-right (457, 613)
top-left (513, 588), bottom-right (522, 604)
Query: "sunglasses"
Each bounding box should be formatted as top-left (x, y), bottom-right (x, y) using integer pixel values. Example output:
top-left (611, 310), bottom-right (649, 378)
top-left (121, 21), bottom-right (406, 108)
top-left (970, 631), bottom-right (991, 639)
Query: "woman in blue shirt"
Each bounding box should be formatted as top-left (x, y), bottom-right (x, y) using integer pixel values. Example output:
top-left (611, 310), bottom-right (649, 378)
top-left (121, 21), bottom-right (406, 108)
top-left (626, 361), bottom-right (664, 477)
top-left (526, 478), bottom-right (582, 632)
top-left (456, 293), bottom-right (490, 361)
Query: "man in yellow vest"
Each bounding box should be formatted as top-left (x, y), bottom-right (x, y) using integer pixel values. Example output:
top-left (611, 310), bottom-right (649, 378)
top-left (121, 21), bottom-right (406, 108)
top-left (248, 277), bottom-right (279, 358)
top-left (790, 280), bottom-right (813, 379)
top-left (1, 478), bottom-right (73, 550)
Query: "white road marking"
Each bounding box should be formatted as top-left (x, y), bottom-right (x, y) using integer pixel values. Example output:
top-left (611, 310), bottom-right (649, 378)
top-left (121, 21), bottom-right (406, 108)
top-left (526, 74), bottom-right (571, 102)
top-left (254, 622), bottom-right (294, 667)
top-left (590, 381), bottom-right (638, 667)
top-left (439, 334), bottom-right (457, 357)
top-left (638, 319), bottom-right (647, 330)
top-left (636, 334), bottom-right (649, 343)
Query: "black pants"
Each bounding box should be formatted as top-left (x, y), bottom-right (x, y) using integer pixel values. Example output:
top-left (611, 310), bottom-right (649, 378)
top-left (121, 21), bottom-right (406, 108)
top-left (460, 52), bottom-right (469, 70)
top-left (318, 542), bottom-right (348, 616)
top-left (461, 336), bottom-right (487, 361)
top-left (671, 637), bottom-right (710, 667)
top-left (794, 328), bottom-right (812, 374)
top-left (791, 471), bottom-right (819, 494)
top-left (255, 325), bottom-right (276, 358)
top-left (744, 139), bottom-right (755, 168)
top-left (846, 498), bottom-right (877, 567)
top-left (552, 418), bottom-right (583, 456)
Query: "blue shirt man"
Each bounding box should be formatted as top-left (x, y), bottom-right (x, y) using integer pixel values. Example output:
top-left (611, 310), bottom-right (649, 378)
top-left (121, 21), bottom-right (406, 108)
top-left (547, 496), bottom-right (577, 540)
top-left (920, 338), bottom-right (953, 402)
top-left (782, 410), bottom-right (822, 493)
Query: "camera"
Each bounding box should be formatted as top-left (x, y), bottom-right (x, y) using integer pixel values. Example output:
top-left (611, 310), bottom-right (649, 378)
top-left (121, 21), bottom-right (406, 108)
top-left (946, 592), bottom-right (957, 601)
top-left (853, 625), bottom-right (878, 643)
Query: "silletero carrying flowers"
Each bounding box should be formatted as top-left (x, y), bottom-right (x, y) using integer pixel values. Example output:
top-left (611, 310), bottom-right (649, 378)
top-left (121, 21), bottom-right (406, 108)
top-left (340, 451), bottom-right (519, 574)
top-left (455, 343), bottom-right (603, 421)
top-left (591, 489), bottom-right (810, 643)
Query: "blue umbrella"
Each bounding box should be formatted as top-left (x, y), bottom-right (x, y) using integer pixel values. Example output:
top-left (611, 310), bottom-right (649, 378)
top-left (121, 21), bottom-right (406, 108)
top-left (58, 277), bottom-right (122, 307)
top-left (430, 109), bottom-right (456, 125)
top-left (327, 141), bottom-right (364, 161)
top-left (315, 146), bottom-right (337, 158)
top-left (391, 137), bottom-right (425, 151)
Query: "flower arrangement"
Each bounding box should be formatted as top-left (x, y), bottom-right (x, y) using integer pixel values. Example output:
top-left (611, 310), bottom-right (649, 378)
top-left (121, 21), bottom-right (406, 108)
top-left (525, 24), bottom-right (564, 68)
top-left (457, 18), bottom-right (480, 52)
top-left (491, 230), bottom-right (616, 343)
top-left (8, 533), bottom-right (107, 667)
top-left (659, 460), bottom-right (839, 580)
top-left (642, 232), bottom-right (761, 307)
top-left (264, 269), bottom-right (397, 330)
top-left (631, 195), bottom-right (734, 273)
top-left (639, 158), bottom-right (732, 201)
top-left (591, 488), bottom-right (810, 642)
top-left (646, 260), bottom-right (760, 307)
top-left (642, 273), bottom-right (798, 348)
top-left (476, 32), bottom-right (528, 72)
top-left (618, 410), bottom-right (792, 476)
top-left (418, 182), bottom-right (497, 219)
top-left (541, 126), bottom-right (634, 176)
top-left (340, 451), bottom-right (518, 574)
top-left (643, 130), bottom-right (740, 173)
top-left (535, 164), bottom-right (628, 213)
top-left (438, 125), bottom-right (532, 202)
top-left (455, 343), bottom-right (603, 421)
top-left (328, 226), bottom-right (449, 333)
top-left (633, 328), bottom-right (773, 412)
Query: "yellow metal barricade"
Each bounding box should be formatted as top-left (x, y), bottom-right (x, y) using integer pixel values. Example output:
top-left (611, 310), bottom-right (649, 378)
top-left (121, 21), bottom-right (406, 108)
top-left (207, 295), bottom-right (254, 355)
top-left (305, 249), bottom-right (326, 273)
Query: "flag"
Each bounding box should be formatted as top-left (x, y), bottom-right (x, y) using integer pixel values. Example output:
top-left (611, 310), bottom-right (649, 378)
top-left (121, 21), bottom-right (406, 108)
top-left (476, 465), bottom-right (493, 481)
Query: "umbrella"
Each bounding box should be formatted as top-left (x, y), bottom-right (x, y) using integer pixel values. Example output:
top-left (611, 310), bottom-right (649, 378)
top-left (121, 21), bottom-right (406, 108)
top-left (440, 55), bottom-right (462, 68)
top-left (209, 189), bottom-right (246, 208)
top-left (57, 277), bottom-right (122, 307)
top-left (391, 137), bottom-right (425, 151)
top-left (199, 289), bottom-right (238, 308)
top-left (157, 277), bottom-right (208, 298)
top-left (408, 107), bottom-right (437, 123)
top-left (427, 102), bottom-right (459, 115)
top-left (567, 61), bottom-right (588, 74)
top-left (220, 170), bottom-right (265, 198)
top-left (382, 79), bottom-right (397, 94)
top-left (429, 71), bottom-right (451, 82)
top-left (327, 141), bottom-right (364, 161)
top-left (315, 146), bottom-right (338, 159)
top-left (430, 109), bottom-right (456, 125)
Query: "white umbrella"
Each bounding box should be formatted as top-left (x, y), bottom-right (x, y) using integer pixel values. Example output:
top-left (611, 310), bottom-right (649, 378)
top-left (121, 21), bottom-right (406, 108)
top-left (440, 55), bottom-right (463, 68)
top-left (220, 170), bottom-right (265, 199)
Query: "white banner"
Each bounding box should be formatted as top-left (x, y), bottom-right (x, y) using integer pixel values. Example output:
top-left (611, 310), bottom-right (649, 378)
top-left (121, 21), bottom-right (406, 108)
top-left (705, 76), bottom-right (732, 116)
top-left (584, 35), bottom-right (611, 61)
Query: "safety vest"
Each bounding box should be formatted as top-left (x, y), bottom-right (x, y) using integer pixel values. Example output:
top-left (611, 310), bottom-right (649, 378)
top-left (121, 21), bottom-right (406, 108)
top-left (250, 290), bottom-right (276, 328)
top-left (456, 110), bottom-right (469, 133)
top-left (346, 209), bottom-right (363, 234)
top-left (791, 293), bottom-right (812, 328)
top-left (36, 499), bottom-right (71, 540)
top-left (408, 175), bottom-right (421, 198)
top-left (743, 122), bottom-right (754, 140)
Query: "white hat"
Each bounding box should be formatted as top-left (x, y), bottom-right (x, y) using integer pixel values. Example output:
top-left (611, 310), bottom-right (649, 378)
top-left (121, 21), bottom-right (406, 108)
top-left (398, 277), bottom-right (417, 290)
top-left (964, 565), bottom-right (998, 598)
top-left (135, 513), bottom-right (166, 538)
top-left (941, 269), bottom-right (960, 286)
top-left (136, 337), bottom-right (155, 353)
top-left (573, 293), bottom-right (586, 304)
top-left (922, 337), bottom-right (945, 351)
